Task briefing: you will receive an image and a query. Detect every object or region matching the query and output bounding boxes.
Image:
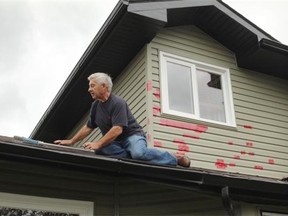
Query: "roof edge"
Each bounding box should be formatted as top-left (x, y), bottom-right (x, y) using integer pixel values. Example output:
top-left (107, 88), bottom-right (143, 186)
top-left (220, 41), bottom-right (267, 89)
top-left (260, 38), bottom-right (288, 56)
top-left (1, 136), bottom-right (288, 206)
top-left (216, 0), bottom-right (277, 42)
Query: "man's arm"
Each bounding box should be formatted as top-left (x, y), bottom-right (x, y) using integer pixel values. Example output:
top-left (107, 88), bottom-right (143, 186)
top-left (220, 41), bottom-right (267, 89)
top-left (83, 125), bottom-right (122, 150)
top-left (54, 125), bottom-right (93, 146)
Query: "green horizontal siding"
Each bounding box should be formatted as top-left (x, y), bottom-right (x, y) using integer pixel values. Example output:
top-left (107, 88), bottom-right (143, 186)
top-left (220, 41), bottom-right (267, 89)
top-left (118, 179), bottom-right (227, 216)
top-left (0, 158), bottom-right (229, 216)
top-left (4, 157), bottom-right (288, 215)
top-left (0, 159), bottom-right (114, 216)
top-left (148, 25), bottom-right (288, 179)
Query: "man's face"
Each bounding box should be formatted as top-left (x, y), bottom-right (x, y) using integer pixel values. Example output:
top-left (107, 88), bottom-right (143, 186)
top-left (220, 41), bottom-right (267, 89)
top-left (88, 79), bottom-right (105, 100)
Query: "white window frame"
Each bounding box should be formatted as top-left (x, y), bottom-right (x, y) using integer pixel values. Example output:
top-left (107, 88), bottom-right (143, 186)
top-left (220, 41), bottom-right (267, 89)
top-left (261, 211), bottom-right (288, 216)
top-left (0, 192), bottom-right (94, 216)
top-left (160, 51), bottom-right (236, 127)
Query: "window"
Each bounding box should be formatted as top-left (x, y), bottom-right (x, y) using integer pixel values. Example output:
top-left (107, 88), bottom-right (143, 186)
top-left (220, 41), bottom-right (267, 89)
top-left (0, 192), bottom-right (93, 216)
top-left (160, 52), bottom-right (235, 126)
top-left (262, 211), bottom-right (288, 216)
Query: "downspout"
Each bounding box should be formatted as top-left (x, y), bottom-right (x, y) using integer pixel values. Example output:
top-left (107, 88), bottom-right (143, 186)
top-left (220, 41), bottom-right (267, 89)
top-left (222, 186), bottom-right (235, 216)
top-left (114, 179), bottom-right (120, 216)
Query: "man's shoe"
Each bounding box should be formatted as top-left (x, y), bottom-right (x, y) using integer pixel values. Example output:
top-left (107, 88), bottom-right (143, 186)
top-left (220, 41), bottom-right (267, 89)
top-left (176, 154), bottom-right (191, 168)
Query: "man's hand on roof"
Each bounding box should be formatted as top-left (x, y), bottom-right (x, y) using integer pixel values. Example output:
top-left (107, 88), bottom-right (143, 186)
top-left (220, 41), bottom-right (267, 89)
top-left (54, 139), bottom-right (74, 146)
top-left (82, 141), bottom-right (101, 151)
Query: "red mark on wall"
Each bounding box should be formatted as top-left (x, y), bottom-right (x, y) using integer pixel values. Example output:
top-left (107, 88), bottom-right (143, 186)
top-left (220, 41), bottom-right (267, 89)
top-left (246, 141), bottom-right (254, 147)
top-left (254, 165), bottom-right (263, 170)
top-left (244, 125), bottom-right (253, 129)
top-left (146, 80), bottom-right (152, 91)
top-left (160, 119), bottom-right (208, 133)
top-left (240, 151), bottom-right (246, 155)
top-left (173, 139), bottom-right (186, 144)
top-left (147, 134), bottom-right (151, 142)
top-left (173, 139), bottom-right (189, 152)
top-left (178, 144), bottom-right (189, 152)
top-left (268, 159), bottom-right (275, 164)
top-left (147, 118), bottom-right (150, 125)
top-left (153, 88), bottom-right (160, 99)
top-left (153, 141), bottom-right (163, 147)
top-left (183, 134), bottom-right (200, 139)
top-left (229, 163), bottom-right (236, 167)
top-left (153, 106), bottom-right (161, 116)
top-left (248, 152), bottom-right (255, 156)
top-left (233, 155), bottom-right (240, 159)
top-left (215, 159), bottom-right (227, 169)
top-left (227, 141), bottom-right (234, 145)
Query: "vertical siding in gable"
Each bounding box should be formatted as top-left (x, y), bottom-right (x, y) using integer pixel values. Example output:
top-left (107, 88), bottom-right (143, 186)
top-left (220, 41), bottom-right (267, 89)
top-left (148, 25), bottom-right (288, 179)
top-left (74, 48), bottom-right (147, 147)
top-left (112, 48), bottom-right (147, 129)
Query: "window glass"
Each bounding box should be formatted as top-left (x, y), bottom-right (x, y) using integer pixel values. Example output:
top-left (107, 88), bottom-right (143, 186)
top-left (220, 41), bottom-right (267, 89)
top-left (167, 61), bottom-right (194, 114)
top-left (196, 69), bottom-right (226, 122)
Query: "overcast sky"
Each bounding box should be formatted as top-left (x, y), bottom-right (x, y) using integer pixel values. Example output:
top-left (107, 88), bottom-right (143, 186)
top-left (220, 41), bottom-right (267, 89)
top-left (0, 0), bottom-right (287, 139)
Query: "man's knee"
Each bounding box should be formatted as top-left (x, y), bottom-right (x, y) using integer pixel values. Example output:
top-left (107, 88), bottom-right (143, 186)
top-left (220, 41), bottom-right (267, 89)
top-left (127, 135), bottom-right (147, 160)
top-left (130, 149), bottom-right (146, 160)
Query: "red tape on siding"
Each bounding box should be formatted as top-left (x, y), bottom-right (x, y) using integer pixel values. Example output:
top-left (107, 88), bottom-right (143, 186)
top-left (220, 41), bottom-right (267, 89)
top-left (153, 106), bottom-right (161, 116)
top-left (178, 143), bottom-right (189, 152)
top-left (160, 119), bottom-right (208, 133)
top-left (183, 134), bottom-right (200, 139)
top-left (254, 165), bottom-right (263, 170)
top-left (146, 80), bottom-right (152, 91)
top-left (173, 139), bottom-right (189, 152)
top-left (227, 141), bottom-right (234, 145)
top-left (215, 159), bottom-right (227, 169)
top-left (246, 141), bottom-right (253, 147)
top-left (173, 139), bottom-right (186, 144)
top-left (153, 88), bottom-right (160, 99)
top-left (233, 155), bottom-right (240, 159)
top-left (153, 141), bottom-right (163, 147)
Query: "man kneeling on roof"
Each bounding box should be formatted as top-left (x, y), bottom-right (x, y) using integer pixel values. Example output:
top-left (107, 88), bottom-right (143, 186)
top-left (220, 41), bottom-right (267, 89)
top-left (54, 72), bottom-right (190, 167)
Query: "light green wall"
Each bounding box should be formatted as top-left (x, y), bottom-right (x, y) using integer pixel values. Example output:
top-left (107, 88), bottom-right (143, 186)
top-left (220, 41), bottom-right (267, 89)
top-left (147, 25), bottom-right (288, 179)
top-left (71, 25), bottom-right (288, 179)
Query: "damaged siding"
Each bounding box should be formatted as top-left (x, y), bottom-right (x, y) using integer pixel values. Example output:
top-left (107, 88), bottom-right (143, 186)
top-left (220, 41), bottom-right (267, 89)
top-left (148, 25), bottom-right (288, 179)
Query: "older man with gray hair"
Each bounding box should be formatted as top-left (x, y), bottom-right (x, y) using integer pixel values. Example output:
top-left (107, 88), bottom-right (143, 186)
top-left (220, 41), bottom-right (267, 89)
top-left (55, 72), bottom-right (190, 167)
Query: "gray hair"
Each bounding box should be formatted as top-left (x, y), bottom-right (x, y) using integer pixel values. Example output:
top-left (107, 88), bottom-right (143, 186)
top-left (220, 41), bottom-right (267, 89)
top-left (88, 72), bottom-right (113, 92)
